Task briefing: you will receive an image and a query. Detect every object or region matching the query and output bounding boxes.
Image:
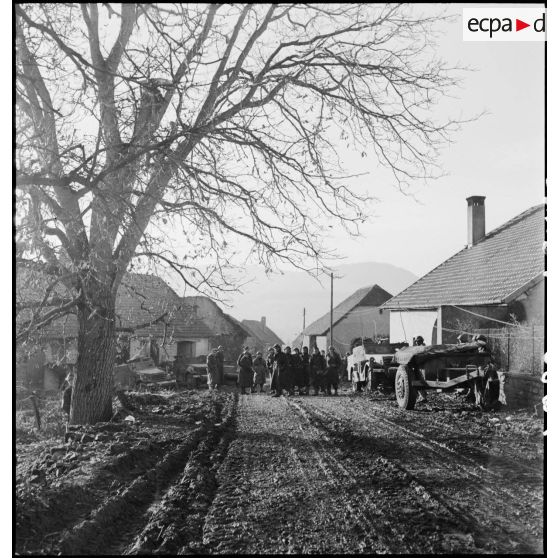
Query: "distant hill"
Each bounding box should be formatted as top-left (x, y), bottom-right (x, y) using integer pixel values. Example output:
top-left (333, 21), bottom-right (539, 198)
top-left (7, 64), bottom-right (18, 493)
top-left (225, 262), bottom-right (417, 344)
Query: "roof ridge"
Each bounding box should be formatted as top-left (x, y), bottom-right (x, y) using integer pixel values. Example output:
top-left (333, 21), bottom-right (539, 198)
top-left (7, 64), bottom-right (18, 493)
top-left (382, 245), bottom-right (469, 308)
top-left (480, 203), bottom-right (544, 244)
top-left (304, 284), bottom-right (391, 335)
top-left (382, 202), bottom-right (544, 309)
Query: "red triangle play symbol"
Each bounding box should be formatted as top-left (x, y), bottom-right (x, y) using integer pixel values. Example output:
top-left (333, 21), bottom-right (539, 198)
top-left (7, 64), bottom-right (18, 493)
top-left (516, 19), bottom-right (530, 31)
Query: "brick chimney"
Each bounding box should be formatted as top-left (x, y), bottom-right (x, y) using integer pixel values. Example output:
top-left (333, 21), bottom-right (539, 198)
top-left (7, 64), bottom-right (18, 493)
top-left (261, 316), bottom-right (266, 328)
top-left (466, 196), bottom-right (486, 247)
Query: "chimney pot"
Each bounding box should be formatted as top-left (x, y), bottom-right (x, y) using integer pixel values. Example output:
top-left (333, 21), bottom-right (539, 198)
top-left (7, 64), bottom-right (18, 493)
top-left (261, 316), bottom-right (266, 328)
top-left (466, 196), bottom-right (486, 247)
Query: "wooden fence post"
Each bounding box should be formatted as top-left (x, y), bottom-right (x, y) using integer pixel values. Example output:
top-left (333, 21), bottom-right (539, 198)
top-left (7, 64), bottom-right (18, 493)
top-left (507, 329), bottom-right (510, 371)
top-left (532, 324), bottom-right (536, 375)
top-left (30, 393), bottom-right (41, 431)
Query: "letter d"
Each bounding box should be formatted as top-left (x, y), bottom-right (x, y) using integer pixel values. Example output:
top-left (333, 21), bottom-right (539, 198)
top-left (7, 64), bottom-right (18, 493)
top-left (534, 13), bottom-right (545, 32)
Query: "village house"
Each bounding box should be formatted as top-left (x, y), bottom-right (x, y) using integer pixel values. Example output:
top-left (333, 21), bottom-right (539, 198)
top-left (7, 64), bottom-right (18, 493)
top-left (241, 317), bottom-right (284, 354)
top-left (381, 197), bottom-right (545, 407)
top-left (178, 296), bottom-right (250, 363)
top-left (115, 274), bottom-right (215, 366)
top-left (15, 271), bottom-right (249, 389)
top-left (300, 284), bottom-right (392, 354)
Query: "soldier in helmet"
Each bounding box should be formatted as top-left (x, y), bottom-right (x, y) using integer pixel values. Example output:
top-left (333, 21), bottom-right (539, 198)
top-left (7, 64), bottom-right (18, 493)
top-left (206, 348), bottom-right (220, 391)
top-left (300, 346), bottom-right (311, 395)
top-left (309, 345), bottom-right (326, 396)
top-left (216, 345), bottom-right (225, 386)
top-left (252, 351), bottom-right (267, 393)
top-left (290, 347), bottom-right (305, 395)
top-left (456, 333), bottom-right (468, 345)
top-left (283, 346), bottom-right (295, 396)
top-left (413, 335), bottom-right (428, 402)
top-left (236, 346), bottom-right (253, 395)
top-left (326, 345), bottom-right (342, 396)
top-left (270, 344), bottom-right (289, 397)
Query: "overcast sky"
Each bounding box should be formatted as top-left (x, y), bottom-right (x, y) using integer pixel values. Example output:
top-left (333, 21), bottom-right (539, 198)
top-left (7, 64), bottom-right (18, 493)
top-left (319, 3), bottom-right (545, 278)
top-left (158, 3), bottom-right (545, 285)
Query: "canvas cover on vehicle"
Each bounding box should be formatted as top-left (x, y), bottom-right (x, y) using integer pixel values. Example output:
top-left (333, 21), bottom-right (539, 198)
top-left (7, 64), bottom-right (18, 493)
top-left (393, 343), bottom-right (488, 367)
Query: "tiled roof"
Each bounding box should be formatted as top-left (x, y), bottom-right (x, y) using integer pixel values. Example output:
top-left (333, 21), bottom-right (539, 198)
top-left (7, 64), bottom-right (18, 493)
top-left (291, 333), bottom-right (304, 348)
top-left (382, 204), bottom-right (545, 309)
top-left (16, 272), bottom-right (215, 340)
top-left (115, 273), bottom-right (181, 336)
top-left (242, 320), bottom-right (284, 346)
top-left (303, 284), bottom-right (392, 336)
top-left (165, 307), bottom-right (214, 340)
top-left (180, 296), bottom-right (250, 337)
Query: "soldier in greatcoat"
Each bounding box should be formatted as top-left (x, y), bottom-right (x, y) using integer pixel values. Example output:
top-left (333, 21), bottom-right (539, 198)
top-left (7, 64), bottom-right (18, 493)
top-left (206, 348), bottom-right (220, 391)
top-left (291, 347), bottom-right (305, 395)
top-left (237, 346), bottom-right (253, 395)
top-left (309, 346), bottom-right (326, 396)
top-left (270, 344), bottom-right (289, 397)
top-left (300, 346), bottom-right (311, 395)
top-left (283, 346), bottom-right (295, 395)
top-left (413, 335), bottom-right (428, 402)
top-left (216, 345), bottom-right (225, 385)
top-left (326, 346), bottom-right (342, 396)
top-left (252, 351), bottom-right (267, 393)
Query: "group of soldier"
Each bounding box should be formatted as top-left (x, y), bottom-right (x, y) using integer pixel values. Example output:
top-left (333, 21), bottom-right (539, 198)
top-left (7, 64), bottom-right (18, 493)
top-left (206, 343), bottom-right (344, 397)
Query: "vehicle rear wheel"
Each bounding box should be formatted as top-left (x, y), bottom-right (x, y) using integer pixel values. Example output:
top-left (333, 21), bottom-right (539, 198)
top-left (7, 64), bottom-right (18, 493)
top-left (395, 365), bottom-right (417, 410)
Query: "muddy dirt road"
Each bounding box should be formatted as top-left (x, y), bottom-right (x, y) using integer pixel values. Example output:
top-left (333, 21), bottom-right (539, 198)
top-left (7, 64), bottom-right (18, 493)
top-left (16, 387), bottom-right (544, 554)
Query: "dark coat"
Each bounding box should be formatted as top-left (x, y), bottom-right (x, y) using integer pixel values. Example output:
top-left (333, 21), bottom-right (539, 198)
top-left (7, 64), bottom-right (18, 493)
top-left (207, 352), bottom-right (220, 385)
top-left (310, 352), bottom-right (326, 387)
top-left (300, 352), bottom-right (310, 385)
top-left (326, 350), bottom-right (342, 382)
top-left (290, 353), bottom-right (304, 386)
top-left (310, 352), bottom-right (326, 374)
top-left (271, 351), bottom-right (289, 392)
top-left (252, 356), bottom-right (267, 385)
top-left (216, 350), bottom-right (225, 383)
top-left (237, 352), bottom-right (253, 388)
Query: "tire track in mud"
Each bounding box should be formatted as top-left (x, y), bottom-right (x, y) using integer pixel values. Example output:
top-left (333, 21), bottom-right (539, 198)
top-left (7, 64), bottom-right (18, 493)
top-left (362, 396), bottom-right (544, 479)
top-left (355, 397), bottom-right (544, 512)
top-left (296, 396), bottom-right (543, 554)
top-left (202, 393), bottom-right (389, 554)
top-left (55, 393), bottom-right (237, 556)
top-left (285, 398), bottom-right (480, 554)
top-left (202, 393), bottom-right (468, 554)
top-left (16, 436), bottom-right (183, 555)
top-left (124, 393), bottom-right (238, 555)
top-left (57, 427), bottom-right (206, 555)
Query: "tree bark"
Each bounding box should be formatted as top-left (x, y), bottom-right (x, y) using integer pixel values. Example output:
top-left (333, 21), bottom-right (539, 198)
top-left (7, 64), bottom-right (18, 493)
top-left (69, 281), bottom-right (116, 424)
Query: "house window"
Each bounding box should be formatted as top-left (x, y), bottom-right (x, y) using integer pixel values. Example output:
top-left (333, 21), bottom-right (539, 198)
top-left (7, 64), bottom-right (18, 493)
top-left (177, 341), bottom-right (196, 359)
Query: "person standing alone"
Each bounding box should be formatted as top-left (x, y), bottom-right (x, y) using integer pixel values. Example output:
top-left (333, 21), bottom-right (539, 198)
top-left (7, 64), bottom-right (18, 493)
top-left (206, 348), bottom-right (220, 391)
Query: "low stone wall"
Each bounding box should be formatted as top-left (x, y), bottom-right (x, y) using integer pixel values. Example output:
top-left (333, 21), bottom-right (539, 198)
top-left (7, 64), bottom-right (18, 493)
top-left (500, 371), bottom-right (544, 410)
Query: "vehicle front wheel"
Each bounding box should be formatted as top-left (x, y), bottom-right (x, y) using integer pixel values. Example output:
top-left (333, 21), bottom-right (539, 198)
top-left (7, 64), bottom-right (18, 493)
top-left (395, 365), bottom-right (417, 410)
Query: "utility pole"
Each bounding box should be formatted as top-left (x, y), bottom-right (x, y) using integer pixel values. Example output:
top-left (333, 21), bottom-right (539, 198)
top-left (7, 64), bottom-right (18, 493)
top-left (302, 307), bottom-right (306, 349)
top-left (329, 271), bottom-right (334, 349)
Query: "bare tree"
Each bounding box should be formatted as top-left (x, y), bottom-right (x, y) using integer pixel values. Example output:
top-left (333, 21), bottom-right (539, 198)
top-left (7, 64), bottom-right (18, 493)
top-left (16, 3), bottom-right (464, 424)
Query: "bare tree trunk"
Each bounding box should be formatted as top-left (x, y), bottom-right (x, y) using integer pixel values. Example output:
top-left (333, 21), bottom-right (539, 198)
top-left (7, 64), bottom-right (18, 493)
top-left (70, 282), bottom-right (116, 425)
